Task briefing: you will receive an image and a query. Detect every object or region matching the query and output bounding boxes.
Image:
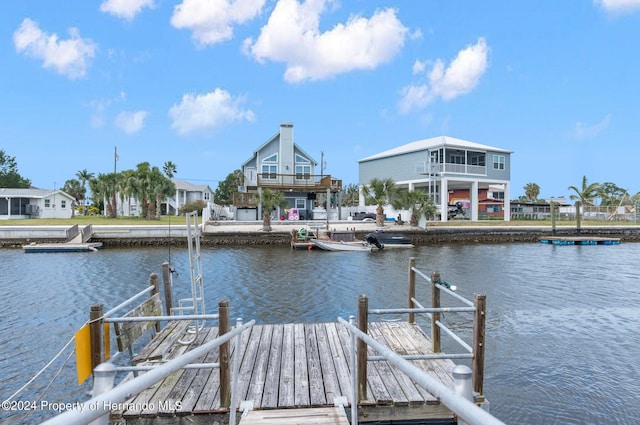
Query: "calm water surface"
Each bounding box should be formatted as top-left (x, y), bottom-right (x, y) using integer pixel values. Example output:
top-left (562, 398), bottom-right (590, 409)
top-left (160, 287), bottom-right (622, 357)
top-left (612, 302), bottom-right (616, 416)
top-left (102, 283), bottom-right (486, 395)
top-left (1, 242), bottom-right (639, 424)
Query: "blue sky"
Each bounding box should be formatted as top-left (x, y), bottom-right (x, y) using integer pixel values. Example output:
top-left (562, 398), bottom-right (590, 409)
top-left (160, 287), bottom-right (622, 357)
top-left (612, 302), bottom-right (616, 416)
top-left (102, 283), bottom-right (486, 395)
top-left (2, 0), bottom-right (640, 200)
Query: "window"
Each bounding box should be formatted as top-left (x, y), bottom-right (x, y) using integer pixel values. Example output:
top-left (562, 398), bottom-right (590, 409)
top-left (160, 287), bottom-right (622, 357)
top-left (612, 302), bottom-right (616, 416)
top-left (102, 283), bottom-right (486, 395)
top-left (493, 155), bottom-right (505, 170)
top-left (262, 153), bottom-right (278, 179)
top-left (44, 199), bottom-right (50, 208)
top-left (61, 200), bottom-right (66, 208)
top-left (204, 192), bottom-right (210, 200)
top-left (295, 154), bottom-right (311, 164)
top-left (295, 165), bottom-right (311, 180)
top-left (262, 164), bottom-right (277, 179)
top-left (295, 198), bottom-right (306, 208)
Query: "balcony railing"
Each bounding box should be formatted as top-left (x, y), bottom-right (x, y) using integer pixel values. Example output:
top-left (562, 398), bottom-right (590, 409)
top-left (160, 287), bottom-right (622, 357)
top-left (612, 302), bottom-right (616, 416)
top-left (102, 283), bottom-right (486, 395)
top-left (417, 163), bottom-right (486, 176)
top-left (233, 174), bottom-right (342, 207)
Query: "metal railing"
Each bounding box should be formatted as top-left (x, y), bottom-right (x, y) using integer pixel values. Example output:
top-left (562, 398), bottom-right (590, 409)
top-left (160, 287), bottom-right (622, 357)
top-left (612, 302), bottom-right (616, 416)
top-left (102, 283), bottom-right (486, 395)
top-left (338, 317), bottom-right (505, 425)
top-left (40, 319), bottom-right (255, 425)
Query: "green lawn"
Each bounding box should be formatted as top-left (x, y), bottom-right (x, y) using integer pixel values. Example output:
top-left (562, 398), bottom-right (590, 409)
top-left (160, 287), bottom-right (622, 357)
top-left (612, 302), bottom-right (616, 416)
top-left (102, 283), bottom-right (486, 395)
top-left (0, 215), bottom-right (186, 226)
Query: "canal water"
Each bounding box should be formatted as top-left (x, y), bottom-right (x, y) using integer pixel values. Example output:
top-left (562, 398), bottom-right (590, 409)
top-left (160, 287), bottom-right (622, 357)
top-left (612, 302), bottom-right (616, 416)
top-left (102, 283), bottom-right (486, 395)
top-left (1, 242), bottom-right (639, 424)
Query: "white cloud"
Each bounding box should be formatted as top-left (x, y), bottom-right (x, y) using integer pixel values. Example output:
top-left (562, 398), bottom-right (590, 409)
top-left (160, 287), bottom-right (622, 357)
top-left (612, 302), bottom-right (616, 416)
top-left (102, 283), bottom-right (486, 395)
top-left (115, 110), bottom-right (148, 134)
top-left (398, 38), bottom-right (489, 114)
top-left (594, 0), bottom-right (640, 14)
top-left (412, 59), bottom-right (426, 75)
top-left (100, 0), bottom-right (154, 21)
top-left (169, 88), bottom-right (255, 135)
top-left (246, 0), bottom-right (408, 83)
top-left (573, 114), bottom-right (611, 140)
top-left (13, 18), bottom-right (97, 79)
top-left (171, 0), bottom-right (266, 46)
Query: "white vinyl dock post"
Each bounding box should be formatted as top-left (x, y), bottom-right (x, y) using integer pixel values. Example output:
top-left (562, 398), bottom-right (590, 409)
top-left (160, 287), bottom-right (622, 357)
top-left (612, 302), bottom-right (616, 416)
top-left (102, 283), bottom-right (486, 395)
top-left (89, 362), bottom-right (116, 425)
top-left (452, 365), bottom-right (473, 425)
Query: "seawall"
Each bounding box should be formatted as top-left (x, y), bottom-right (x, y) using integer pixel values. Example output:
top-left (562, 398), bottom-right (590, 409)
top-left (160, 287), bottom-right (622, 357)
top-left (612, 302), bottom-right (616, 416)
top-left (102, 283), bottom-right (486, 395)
top-left (2, 222), bottom-right (640, 248)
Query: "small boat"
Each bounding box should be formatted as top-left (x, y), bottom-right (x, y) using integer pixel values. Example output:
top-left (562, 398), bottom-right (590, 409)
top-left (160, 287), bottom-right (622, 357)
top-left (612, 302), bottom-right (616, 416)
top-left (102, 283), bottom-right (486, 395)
top-left (365, 230), bottom-right (414, 248)
top-left (312, 238), bottom-right (373, 252)
top-left (311, 229), bottom-right (380, 252)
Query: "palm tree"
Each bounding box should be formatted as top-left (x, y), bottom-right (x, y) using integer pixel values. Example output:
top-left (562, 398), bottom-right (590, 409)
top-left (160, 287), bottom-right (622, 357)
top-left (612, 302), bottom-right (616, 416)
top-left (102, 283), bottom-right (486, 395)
top-left (151, 168), bottom-right (175, 219)
top-left (62, 178), bottom-right (84, 217)
top-left (89, 173), bottom-right (119, 218)
top-left (259, 188), bottom-right (287, 231)
top-left (163, 161), bottom-right (177, 179)
top-left (568, 176), bottom-right (600, 235)
top-left (362, 177), bottom-right (397, 226)
top-left (76, 169), bottom-right (94, 215)
top-left (523, 182), bottom-right (540, 202)
top-left (392, 190), bottom-right (436, 227)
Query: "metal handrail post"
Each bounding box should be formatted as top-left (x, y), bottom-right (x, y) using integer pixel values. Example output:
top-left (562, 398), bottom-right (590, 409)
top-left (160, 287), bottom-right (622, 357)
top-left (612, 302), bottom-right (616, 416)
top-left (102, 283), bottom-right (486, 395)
top-left (229, 318), bottom-right (243, 425)
top-left (349, 315), bottom-right (358, 425)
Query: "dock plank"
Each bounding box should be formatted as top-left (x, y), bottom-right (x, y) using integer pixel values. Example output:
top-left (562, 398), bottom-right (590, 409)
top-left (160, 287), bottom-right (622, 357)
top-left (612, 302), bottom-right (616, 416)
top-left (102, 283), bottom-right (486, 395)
top-left (278, 323), bottom-right (295, 407)
top-left (305, 323), bottom-right (327, 406)
top-left (245, 324), bottom-right (274, 406)
top-left (294, 323), bottom-right (310, 407)
top-left (262, 324), bottom-right (284, 408)
top-left (314, 323), bottom-right (342, 404)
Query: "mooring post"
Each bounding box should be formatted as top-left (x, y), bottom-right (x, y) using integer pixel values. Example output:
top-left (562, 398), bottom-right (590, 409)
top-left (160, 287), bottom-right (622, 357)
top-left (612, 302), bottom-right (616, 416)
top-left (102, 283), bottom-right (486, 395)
top-left (576, 201), bottom-right (582, 236)
top-left (357, 294), bottom-right (368, 401)
top-left (149, 273), bottom-right (161, 332)
top-left (408, 257), bottom-right (416, 324)
top-left (89, 362), bottom-right (116, 425)
top-left (452, 365), bottom-right (474, 425)
top-left (551, 201), bottom-right (557, 237)
top-left (431, 272), bottom-right (441, 353)
top-left (219, 299), bottom-right (231, 408)
top-left (472, 293), bottom-right (487, 397)
top-left (161, 262), bottom-right (174, 315)
top-left (89, 303), bottom-right (104, 370)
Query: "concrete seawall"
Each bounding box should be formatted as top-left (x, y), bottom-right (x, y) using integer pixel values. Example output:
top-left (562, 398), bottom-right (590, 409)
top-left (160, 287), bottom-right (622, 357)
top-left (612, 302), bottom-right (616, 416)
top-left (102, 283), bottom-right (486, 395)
top-left (2, 222), bottom-right (640, 248)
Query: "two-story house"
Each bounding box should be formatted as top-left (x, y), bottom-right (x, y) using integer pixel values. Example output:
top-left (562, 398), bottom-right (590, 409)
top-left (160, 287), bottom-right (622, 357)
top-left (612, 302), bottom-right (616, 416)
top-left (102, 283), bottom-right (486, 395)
top-left (358, 136), bottom-right (512, 221)
top-left (234, 122), bottom-right (342, 221)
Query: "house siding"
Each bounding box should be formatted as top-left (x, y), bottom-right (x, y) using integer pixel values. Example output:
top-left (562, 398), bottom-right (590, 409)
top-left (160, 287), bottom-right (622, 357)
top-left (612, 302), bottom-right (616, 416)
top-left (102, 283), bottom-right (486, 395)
top-left (359, 150), bottom-right (426, 184)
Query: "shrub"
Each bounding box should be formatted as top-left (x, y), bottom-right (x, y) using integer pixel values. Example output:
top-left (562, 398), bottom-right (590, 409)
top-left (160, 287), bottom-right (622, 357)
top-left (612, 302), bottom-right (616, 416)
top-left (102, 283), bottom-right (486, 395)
top-left (179, 200), bottom-right (207, 215)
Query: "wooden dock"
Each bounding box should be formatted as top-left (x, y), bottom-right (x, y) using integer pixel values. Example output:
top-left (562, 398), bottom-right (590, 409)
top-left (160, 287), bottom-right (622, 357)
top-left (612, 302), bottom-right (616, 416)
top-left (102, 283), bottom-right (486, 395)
top-left (112, 320), bottom-right (457, 424)
top-left (539, 236), bottom-right (621, 245)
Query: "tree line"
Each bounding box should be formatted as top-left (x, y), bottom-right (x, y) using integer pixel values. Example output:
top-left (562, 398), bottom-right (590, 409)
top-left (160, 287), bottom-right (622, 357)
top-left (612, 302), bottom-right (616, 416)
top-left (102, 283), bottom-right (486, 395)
top-left (522, 177), bottom-right (639, 206)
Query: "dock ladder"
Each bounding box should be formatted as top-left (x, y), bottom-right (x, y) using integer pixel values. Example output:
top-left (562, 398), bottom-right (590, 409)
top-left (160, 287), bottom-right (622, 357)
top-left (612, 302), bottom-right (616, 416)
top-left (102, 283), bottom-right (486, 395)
top-left (174, 211), bottom-right (207, 344)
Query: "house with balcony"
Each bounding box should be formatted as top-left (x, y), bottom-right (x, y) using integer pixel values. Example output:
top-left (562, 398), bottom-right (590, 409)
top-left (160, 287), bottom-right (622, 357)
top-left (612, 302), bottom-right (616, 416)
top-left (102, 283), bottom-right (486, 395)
top-left (234, 122), bottom-right (342, 221)
top-left (358, 136), bottom-right (512, 221)
top-left (0, 188), bottom-right (75, 219)
top-left (165, 180), bottom-right (213, 216)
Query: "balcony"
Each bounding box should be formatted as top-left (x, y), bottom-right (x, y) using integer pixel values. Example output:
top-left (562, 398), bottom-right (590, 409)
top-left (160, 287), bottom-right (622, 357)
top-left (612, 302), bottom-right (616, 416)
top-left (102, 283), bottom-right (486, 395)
top-left (234, 174), bottom-right (342, 207)
top-left (417, 162), bottom-right (486, 176)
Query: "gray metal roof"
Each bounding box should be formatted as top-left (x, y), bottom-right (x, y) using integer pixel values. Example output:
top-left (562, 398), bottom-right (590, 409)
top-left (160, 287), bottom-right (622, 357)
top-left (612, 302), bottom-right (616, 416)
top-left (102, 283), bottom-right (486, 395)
top-left (0, 188), bottom-right (75, 199)
top-left (358, 135), bottom-right (512, 162)
top-left (173, 180), bottom-right (212, 192)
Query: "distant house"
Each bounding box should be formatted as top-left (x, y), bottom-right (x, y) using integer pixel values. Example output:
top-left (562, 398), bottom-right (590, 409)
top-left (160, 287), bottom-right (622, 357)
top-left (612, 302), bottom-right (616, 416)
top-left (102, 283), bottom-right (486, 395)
top-left (358, 136), bottom-right (512, 221)
top-left (0, 188), bottom-right (75, 219)
top-left (116, 180), bottom-right (213, 217)
top-left (166, 180), bottom-right (213, 216)
top-left (234, 122), bottom-right (342, 220)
